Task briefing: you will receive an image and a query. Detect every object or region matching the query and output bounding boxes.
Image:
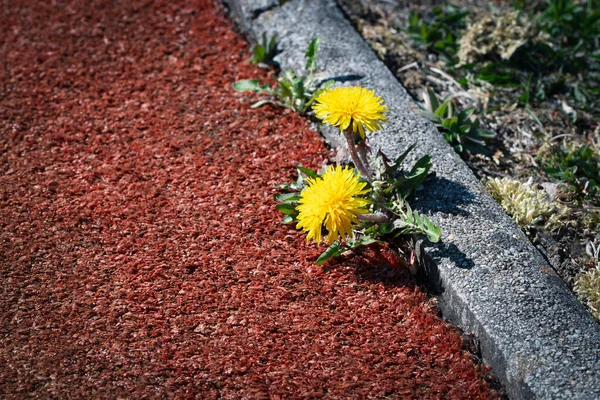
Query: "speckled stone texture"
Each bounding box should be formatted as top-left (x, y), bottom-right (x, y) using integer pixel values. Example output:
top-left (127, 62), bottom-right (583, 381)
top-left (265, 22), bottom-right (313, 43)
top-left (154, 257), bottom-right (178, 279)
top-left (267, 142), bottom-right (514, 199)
top-left (223, 0), bottom-right (600, 398)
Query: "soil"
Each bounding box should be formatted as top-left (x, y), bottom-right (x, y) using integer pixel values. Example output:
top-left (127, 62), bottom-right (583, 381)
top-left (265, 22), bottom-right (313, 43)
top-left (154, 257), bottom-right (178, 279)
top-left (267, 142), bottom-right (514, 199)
top-left (335, 0), bottom-right (600, 291)
top-left (0, 0), bottom-right (503, 397)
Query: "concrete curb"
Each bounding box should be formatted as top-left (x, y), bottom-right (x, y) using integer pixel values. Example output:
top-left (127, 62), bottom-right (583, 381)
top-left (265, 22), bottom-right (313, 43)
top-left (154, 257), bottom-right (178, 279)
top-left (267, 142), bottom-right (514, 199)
top-left (221, 1), bottom-right (600, 398)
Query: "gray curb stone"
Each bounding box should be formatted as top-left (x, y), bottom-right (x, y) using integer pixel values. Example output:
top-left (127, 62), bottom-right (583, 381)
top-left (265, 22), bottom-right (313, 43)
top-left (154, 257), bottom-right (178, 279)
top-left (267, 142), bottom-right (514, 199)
top-left (222, 1), bottom-right (600, 398)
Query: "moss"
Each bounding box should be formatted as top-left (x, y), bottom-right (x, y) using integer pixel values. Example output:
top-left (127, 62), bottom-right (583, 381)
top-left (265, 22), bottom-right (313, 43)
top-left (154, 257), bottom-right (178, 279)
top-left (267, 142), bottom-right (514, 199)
top-left (457, 11), bottom-right (548, 66)
top-left (574, 266), bottom-right (600, 320)
top-left (485, 177), bottom-right (554, 228)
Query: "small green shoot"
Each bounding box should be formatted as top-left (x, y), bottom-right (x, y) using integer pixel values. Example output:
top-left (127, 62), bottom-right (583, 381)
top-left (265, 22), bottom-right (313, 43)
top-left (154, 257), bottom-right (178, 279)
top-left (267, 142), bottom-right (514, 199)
top-left (406, 4), bottom-right (468, 63)
top-left (234, 37), bottom-right (334, 113)
top-left (248, 33), bottom-right (278, 67)
top-left (421, 88), bottom-right (495, 155)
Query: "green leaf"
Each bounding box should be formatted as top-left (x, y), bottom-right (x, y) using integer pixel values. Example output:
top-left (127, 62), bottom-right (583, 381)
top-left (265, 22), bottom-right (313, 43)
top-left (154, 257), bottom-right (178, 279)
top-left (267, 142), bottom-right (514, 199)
top-left (292, 171), bottom-right (306, 190)
top-left (442, 116), bottom-right (458, 129)
top-left (281, 215), bottom-right (295, 224)
top-left (291, 79), bottom-right (306, 99)
top-left (355, 235), bottom-right (379, 247)
top-left (378, 222), bottom-right (395, 235)
top-left (410, 155), bottom-right (432, 175)
top-left (305, 37), bottom-right (320, 72)
top-left (408, 10), bottom-right (420, 27)
top-left (457, 107), bottom-right (475, 122)
top-left (392, 143), bottom-right (418, 172)
top-left (233, 79), bottom-right (268, 93)
top-left (283, 69), bottom-right (297, 82)
top-left (421, 214), bottom-right (442, 242)
top-left (316, 241), bottom-right (343, 265)
top-left (274, 192), bottom-right (300, 202)
top-left (250, 99), bottom-right (271, 109)
top-left (526, 106), bottom-right (544, 128)
top-left (276, 81), bottom-right (293, 100)
top-left (297, 166), bottom-right (319, 179)
top-left (573, 84), bottom-right (588, 104)
top-left (248, 32), bottom-right (279, 65)
top-left (421, 110), bottom-right (443, 124)
top-left (463, 135), bottom-right (486, 145)
top-left (249, 45), bottom-right (266, 64)
top-left (425, 88), bottom-right (441, 111)
top-left (268, 35), bottom-right (277, 53)
top-left (474, 129), bottom-right (496, 140)
top-left (275, 203), bottom-right (296, 215)
top-left (279, 79), bottom-right (293, 91)
top-left (322, 79), bottom-right (335, 89)
top-left (307, 89), bottom-right (325, 107)
top-left (274, 182), bottom-right (294, 190)
top-left (435, 99), bottom-right (453, 118)
top-left (397, 156), bottom-right (432, 195)
top-left (391, 201), bottom-right (441, 243)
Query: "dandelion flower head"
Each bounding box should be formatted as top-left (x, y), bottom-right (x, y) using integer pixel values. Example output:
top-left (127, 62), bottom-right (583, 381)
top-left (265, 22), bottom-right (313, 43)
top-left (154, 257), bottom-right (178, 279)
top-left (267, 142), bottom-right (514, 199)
top-left (296, 165), bottom-right (371, 245)
top-left (313, 86), bottom-right (389, 139)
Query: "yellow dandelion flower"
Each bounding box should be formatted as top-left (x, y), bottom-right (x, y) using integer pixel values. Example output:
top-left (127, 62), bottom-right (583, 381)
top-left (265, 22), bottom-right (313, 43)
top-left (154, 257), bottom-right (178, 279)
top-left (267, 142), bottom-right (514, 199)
top-left (313, 86), bottom-right (389, 139)
top-left (296, 165), bottom-right (371, 245)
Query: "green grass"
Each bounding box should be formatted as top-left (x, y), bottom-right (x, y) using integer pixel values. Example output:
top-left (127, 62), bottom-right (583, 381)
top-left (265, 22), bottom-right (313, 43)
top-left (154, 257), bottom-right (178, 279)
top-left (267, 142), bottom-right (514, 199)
top-left (537, 142), bottom-right (600, 206)
top-left (406, 4), bottom-right (468, 64)
top-left (406, 1), bottom-right (600, 202)
top-left (406, 1), bottom-right (600, 116)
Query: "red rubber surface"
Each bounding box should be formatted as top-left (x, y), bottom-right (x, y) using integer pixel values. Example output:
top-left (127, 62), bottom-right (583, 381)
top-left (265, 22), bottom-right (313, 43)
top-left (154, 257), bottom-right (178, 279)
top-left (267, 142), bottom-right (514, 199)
top-left (0, 0), bottom-right (500, 398)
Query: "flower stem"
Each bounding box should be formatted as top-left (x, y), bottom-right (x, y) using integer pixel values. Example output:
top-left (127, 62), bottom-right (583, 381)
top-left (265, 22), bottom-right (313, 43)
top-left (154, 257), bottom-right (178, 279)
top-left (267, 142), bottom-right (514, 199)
top-left (357, 212), bottom-right (390, 223)
top-left (356, 140), bottom-right (372, 178)
top-left (344, 129), bottom-right (371, 182)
